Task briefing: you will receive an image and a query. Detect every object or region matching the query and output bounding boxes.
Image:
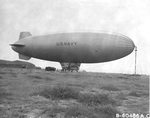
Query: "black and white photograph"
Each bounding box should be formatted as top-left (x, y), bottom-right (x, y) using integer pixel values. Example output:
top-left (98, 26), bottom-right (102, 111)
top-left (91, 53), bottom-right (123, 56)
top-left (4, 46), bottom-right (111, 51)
top-left (0, 0), bottom-right (149, 117)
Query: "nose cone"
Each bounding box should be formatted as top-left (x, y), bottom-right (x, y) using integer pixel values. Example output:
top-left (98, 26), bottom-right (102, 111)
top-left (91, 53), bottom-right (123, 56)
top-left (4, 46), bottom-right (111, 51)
top-left (104, 33), bottom-right (135, 61)
top-left (119, 35), bottom-right (135, 53)
top-left (129, 39), bottom-right (135, 52)
top-left (114, 34), bottom-right (135, 59)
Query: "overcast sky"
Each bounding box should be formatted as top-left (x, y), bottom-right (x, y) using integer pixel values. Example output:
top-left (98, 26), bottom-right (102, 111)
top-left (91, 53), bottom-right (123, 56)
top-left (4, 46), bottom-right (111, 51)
top-left (0, 0), bottom-right (150, 74)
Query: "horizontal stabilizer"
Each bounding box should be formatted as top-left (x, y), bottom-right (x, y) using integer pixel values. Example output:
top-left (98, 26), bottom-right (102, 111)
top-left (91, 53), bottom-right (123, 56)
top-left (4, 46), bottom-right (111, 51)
top-left (19, 54), bottom-right (31, 60)
top-left (10, 44), bottom-right (25, 47)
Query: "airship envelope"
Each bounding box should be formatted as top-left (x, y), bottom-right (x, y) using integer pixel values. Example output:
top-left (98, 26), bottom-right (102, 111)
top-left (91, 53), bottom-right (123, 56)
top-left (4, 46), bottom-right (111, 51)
top-left (11, 32), bottom-right (135, 71)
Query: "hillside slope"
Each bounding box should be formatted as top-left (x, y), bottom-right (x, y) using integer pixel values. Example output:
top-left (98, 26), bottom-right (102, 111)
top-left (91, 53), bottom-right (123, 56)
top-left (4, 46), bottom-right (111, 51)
top-left (0, 68), bottom-right (149, 118)
top-left (0, 59), bottom-right (35, 68)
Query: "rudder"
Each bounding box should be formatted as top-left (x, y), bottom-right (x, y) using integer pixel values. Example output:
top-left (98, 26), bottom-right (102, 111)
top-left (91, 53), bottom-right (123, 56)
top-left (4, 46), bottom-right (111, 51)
top-left (18, 32), bottom-right (32, 60)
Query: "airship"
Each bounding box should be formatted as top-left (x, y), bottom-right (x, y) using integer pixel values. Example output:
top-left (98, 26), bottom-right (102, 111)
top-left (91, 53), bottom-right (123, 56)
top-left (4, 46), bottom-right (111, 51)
top-left (11, 32), bottom-right (135, 71)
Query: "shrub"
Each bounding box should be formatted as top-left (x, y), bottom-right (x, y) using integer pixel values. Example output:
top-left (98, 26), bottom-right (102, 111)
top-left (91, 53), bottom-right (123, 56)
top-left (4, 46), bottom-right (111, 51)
top-left (65, 105), bottom-right (100, 118)
top-left (100, 85), bottom-right (119, 91)
top-left (28, 75), bottom-right (42, 79)
top-left (37, 86), bottom-right (79, 100)
top-left (0, 87), bottom-right (11, 103)
top-left (78, 93), bottom-right (116, 106)
top-left (40, 104), bottom-right (119, 118)
top-left (118, 76), bottom-right (129, 79)
top-left (0, 76), bottom-right (3, 79)
top-left (42, 106), bottom-right (66, 117)
top-left (41, 105), bottom-right (103, 118)
top-left (128, 91), bottom-right (148, 97)
top-left (95, 104), bottom-right (120, 118)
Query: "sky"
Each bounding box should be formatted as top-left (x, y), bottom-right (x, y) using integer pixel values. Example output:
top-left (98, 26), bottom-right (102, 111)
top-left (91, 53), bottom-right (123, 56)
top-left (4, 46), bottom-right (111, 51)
top-left (0, 0), bottom-right (150, 74)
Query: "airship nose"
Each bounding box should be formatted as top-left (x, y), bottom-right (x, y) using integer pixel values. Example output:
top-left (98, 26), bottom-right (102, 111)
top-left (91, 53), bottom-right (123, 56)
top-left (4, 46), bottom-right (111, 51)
top-left (105, 34), bottom-right (136, 61)
top-left (117, 35), bottom-right (135, 55)
top-left (122, 36), bottom-right (135, 50)
top-left (130, 39), bottom-right (135, 50)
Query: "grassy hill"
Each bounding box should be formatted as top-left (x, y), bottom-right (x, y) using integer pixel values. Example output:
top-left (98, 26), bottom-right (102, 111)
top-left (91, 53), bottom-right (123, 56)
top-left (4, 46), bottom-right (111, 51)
top-left (0, 59), bottom-right (35, 69)
top-left (0, 67), bottom-right (149, 118)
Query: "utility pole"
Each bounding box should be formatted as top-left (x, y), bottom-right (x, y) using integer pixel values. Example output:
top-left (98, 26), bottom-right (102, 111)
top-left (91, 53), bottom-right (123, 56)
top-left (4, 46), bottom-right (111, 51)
top-left (134, 46), bottom-right (137, 74)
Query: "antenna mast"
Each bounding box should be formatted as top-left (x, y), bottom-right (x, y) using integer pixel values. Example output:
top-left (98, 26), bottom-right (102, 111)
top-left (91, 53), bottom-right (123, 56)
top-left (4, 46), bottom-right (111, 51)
top-left (134, 46), bottom-right (137, 74)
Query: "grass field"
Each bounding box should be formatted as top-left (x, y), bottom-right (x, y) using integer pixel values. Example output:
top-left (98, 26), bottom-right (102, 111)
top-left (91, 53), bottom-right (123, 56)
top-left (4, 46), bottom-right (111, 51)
top-left (0, 68), bottom-right (149, 118)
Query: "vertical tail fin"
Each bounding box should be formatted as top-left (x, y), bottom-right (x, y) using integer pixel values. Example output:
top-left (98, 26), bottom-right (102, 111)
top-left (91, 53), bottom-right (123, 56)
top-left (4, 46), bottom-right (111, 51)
top-left (19, 32), bottom-right (32, 40)
top-left (18, 32), bottom-right (31, 60)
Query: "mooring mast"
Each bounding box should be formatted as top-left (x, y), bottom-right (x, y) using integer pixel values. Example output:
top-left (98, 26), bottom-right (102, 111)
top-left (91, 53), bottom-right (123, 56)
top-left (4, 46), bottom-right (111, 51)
top-left (134, 46), bottom-right (137, 74)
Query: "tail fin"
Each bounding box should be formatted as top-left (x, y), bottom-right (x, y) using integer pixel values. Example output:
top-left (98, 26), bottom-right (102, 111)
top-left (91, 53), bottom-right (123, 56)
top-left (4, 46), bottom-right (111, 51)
top-left (18, 32), bottom-right (31, 60)
top-left (19, 32), bottom-right (32, 40)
